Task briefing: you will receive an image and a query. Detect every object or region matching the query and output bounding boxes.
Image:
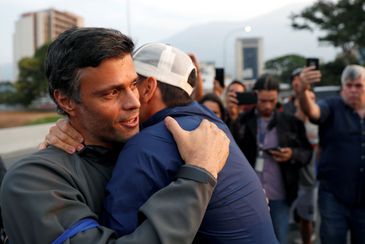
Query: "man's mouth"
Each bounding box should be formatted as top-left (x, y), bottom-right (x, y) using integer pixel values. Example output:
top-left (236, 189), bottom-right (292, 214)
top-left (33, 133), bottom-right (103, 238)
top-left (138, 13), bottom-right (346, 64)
top-left (119, 115), bottom-right (139, 128)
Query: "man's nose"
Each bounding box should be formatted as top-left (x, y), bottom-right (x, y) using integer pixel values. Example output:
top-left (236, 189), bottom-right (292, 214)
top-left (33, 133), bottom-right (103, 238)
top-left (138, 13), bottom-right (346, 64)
top-left (123, 89), bottom-right (140, 110)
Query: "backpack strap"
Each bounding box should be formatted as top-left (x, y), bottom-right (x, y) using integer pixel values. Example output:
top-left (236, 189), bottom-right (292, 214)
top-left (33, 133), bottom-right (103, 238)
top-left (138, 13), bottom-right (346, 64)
top-left (51, 218), bottom-right (99, 244)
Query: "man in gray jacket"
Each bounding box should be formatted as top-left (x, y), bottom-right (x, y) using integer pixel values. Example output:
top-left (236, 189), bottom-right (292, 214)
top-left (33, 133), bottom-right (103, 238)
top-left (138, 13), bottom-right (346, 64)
top-left (0, 27), bottom-right (229, 244)
top-left (0, 156), bottom-right (5, 243)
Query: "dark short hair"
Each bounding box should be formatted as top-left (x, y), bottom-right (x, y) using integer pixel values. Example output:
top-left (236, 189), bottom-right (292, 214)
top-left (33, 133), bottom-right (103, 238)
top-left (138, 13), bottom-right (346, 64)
top-left (199, 93), bottom-right (227, 121)
top-left (45, 27), bottom-right (134, 115)
top-left (253, 74), bottom-right (280, 92)
top-left (227, 80), bottom-right (246, 91)
top-left (290, 68), bottom-right (302, 83)
top-left (156, 69), bottom-right (196, 108)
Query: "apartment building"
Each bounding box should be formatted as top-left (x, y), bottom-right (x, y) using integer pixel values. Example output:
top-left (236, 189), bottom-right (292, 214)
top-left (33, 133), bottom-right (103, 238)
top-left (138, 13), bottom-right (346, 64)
top-left (13, 9), bottom-right (83, 80)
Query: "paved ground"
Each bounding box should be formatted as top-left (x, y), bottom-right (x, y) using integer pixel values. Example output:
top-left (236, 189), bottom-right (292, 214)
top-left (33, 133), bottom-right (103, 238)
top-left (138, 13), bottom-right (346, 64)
top-left (0, 123), bottom-right (53, 168)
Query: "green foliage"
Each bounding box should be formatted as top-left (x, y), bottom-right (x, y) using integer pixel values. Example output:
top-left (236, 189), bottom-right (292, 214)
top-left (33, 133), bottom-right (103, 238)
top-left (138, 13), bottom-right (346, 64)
top-left (265, 54), bottom-right (306, 83)
top-left (14, 43), bottom-right (50, 106)
top-left (319, 55), bottom-right (358, 86)
top-left (0, 91), bottom-right (17, 104)
top-left (0, 82), bottom-right (17, 104)
top-left (291, 0), bottom-right (365, 64)
top-left (265, 54), bottom-right (353, 86)
top-left (26, 115), bottom-right (61, 125)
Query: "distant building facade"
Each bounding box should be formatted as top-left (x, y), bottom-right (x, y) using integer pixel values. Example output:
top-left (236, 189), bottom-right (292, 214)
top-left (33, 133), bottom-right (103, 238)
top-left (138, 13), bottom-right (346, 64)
top-left (200, 61), bottom-right (216, 92)
top-left (13, 9), bottom-right (84, 81)
top-left (235, 38), bottom-right (264, 83)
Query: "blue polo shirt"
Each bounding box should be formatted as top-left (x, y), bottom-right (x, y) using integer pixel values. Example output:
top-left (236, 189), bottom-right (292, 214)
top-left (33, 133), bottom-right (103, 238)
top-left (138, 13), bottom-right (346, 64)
top-left (313, 97), bottom-right (365, 206)
top-left (103, 102), bottom-right (278, 244)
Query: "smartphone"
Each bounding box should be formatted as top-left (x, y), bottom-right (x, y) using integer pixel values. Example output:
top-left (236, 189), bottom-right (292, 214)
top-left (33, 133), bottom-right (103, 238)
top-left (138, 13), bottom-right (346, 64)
top-left (215, 68), bottom-right (225, 88)
top-left (306, 58), bottom-right (319, 70)
top-left (263, 147), bottom-right (282, 155)
top-left (236, 92), bottom-right (257, 105)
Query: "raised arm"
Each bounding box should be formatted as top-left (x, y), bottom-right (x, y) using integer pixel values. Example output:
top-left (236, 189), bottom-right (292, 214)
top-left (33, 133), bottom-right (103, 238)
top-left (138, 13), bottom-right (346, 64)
top-left (298, 67), bottom-right (322, 120)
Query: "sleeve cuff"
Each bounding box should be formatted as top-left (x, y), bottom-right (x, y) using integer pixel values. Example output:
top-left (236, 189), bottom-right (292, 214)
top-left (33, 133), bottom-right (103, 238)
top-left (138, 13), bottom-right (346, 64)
top-left (176, 165), bottom-right (217, 187)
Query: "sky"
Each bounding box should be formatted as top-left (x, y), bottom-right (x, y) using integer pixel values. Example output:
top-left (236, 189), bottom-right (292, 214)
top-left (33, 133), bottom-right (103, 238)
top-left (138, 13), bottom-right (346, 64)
top-left (0, 0), bottom-right (317, 79)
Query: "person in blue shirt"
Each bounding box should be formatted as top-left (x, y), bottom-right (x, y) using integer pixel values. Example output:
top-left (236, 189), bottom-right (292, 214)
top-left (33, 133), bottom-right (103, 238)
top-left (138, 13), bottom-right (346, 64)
top-left (103, 43), bottom-right (278, 243)
top-left (299, 65), bottom-right (365, 244)
top-left (2, 28), bottom-right (230, 244)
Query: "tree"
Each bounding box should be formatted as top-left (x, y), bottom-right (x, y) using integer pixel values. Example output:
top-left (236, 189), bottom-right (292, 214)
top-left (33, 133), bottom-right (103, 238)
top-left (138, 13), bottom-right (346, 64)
top-left (319, 55), bottom-right (357, 86)
top-left (15, 43), bottom-right (49, 106)
top-left (265, 53), bottom-right (349, 87)
top-left (0, 82), bottom-right (14, 103)
top-left (265, 54), bottom-right (306, 83)
top-left (291, 0), bottom-right (365, 64)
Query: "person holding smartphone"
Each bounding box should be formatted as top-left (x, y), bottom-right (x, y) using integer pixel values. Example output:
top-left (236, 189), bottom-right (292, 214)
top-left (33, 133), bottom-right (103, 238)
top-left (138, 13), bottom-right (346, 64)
top-left (232, 74), bottom-right (313, 244)
top-left (284, 70), bottom-right (319, 244)
top-left (224, 80), bottom-right (247, 128)
top-left (299, 65), bottom-right (365, 244)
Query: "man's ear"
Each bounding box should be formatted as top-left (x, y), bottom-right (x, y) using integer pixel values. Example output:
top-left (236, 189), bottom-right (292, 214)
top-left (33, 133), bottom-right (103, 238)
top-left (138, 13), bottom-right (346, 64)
top-left (139, 77), bottom-right (158, 103)
top-left (53, 90), bottom-right (77, 116)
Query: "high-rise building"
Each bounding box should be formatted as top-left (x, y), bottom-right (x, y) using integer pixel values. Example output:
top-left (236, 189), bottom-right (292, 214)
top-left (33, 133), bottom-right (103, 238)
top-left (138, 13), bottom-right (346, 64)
top-left (13, 9), bottom-right (84, 81)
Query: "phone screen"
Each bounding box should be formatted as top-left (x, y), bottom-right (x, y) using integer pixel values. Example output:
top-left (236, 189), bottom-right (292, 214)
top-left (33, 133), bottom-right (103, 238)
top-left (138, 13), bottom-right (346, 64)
top-left (263, 147), bottom-right (282, 155)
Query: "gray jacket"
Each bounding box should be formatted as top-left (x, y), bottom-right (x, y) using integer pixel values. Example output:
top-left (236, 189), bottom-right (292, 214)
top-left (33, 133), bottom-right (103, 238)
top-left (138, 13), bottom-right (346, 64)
top-left (0, 157), bottom-right (5, 185)
top-left (0, 146), bottom-right (216, 244)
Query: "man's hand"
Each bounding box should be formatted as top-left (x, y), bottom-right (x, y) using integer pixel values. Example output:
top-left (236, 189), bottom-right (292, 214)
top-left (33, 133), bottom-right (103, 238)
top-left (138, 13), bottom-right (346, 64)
top-left (298, 67), bottom-right (322, 120)
top-left (270, 147), bottom-right (293, 163)
top-left (299, 66), bottom-right (321, 91)
top-left (39, 118), bottom-right (84, 154)
top-left (164, 116), bottom-right (230, 179)
top-left (213, 80), bottom-right (224, 97)
top-left (226, 91), bottom-right (240, 119)
top-left (226, 91), bottom-right (239, 107)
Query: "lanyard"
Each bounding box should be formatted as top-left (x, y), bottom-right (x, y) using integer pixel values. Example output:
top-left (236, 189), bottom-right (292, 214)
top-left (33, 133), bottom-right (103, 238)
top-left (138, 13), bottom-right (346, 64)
top-left (258, 117), bottom-right (267, 147)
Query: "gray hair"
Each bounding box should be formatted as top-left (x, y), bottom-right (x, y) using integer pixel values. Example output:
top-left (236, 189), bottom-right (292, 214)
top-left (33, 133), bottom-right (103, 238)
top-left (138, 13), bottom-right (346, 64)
top-left (341, 65), bottom-right (365, 85)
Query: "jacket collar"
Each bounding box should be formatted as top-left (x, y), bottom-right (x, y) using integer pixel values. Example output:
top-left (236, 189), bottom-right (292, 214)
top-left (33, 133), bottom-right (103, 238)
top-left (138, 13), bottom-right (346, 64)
top-left (77, 144), bottom-right (124, 164)
top-left (141, 101), bottom-right (220, 129)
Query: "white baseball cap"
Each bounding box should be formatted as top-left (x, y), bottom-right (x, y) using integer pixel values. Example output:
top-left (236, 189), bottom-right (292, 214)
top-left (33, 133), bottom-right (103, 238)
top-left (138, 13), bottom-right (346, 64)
top-left (133, 43), bottom-right (196, 95)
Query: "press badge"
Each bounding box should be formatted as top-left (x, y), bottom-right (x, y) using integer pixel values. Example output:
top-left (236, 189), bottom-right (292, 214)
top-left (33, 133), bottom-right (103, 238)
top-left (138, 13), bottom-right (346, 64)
top-left (255, 150), bottom-right (264, 172)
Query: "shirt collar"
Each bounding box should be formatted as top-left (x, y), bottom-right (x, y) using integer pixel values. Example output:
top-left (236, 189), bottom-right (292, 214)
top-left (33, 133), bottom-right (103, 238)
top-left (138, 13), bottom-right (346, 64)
top-left (141, 101), bottom-right (196, 129)
top-left (77, 144), bottom-right (124, 164)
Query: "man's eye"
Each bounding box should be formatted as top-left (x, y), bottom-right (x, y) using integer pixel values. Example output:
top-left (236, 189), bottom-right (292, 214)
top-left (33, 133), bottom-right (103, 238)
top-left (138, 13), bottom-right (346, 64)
top-left (104, 89), bottom-right (119, 98)
top-left (131, 81), bottom-right (138, 89)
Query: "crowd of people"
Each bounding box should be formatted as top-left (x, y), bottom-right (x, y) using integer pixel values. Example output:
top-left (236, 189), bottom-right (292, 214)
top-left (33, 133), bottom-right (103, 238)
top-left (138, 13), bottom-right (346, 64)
top-left (196, 64), bottom-right (365, 244)
top-left (0, 26), bottom-right (364, 244)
